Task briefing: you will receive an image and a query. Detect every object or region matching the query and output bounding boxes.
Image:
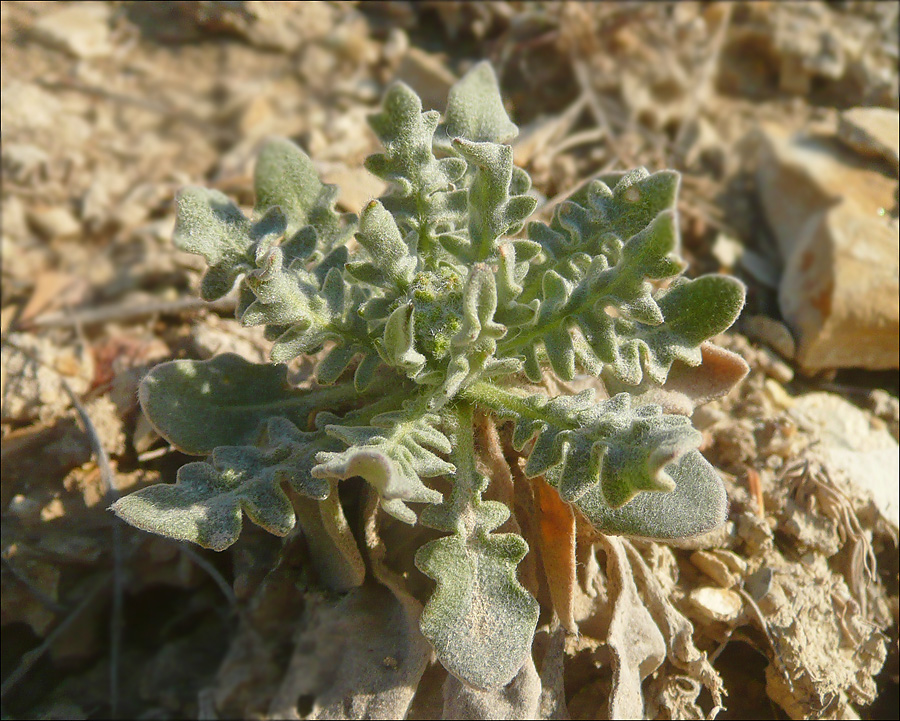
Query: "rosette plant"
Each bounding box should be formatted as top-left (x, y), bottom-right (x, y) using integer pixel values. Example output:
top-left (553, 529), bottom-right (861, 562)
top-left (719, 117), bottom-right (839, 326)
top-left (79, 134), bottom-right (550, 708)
top-left (113, 63), bottom-right (746, 690)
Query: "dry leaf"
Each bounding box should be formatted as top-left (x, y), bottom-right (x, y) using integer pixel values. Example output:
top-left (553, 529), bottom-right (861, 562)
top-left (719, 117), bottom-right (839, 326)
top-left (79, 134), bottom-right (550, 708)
top-left (601, 535), bottom-right (666, 719)
top-left (534, 476), bottom-right (578, 633)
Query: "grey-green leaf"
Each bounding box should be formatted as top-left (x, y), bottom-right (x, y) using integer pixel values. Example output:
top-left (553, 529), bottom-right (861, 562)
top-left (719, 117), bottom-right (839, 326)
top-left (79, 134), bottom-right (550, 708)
top-left (110, 455), bottom-right (295, 552)
top-left (442, 61), bottom-right (518, 144)
top-left (573, 449), bottom-right (728, 539)
top-left (174, 187), bottom-right (260, 300)
top-left (415, 532), bottom-right (538, 690)
top-left (139, 353), bottom-right (356, 454)
top-left (311, 409), bottom-right (449, 524)
top-left (254, 138), bottom-right (324, 232)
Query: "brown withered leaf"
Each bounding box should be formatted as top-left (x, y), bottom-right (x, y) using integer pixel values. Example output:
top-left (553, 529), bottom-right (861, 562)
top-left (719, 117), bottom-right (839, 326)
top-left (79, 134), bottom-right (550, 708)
top-left (534, 475), bottom-right (578, 633)
top-left (604, 341), bottom-right (749, 416)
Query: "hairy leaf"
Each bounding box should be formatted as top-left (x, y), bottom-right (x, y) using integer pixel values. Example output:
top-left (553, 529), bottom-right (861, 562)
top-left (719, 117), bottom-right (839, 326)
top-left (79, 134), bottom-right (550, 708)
top-left (574, 449), bottom-right (728, 539)
top-left (440, 60), bottom-right (518, 145)
top-left (311, 408), bottom-right (449, 524)
top-left (505, 170), bottom-right (745, 386)
top-left (365, 81), bottom-right (466, 257)
top-left (474, 384), bottom-right (703, 508)
top-left (451, 139), bottom-right (536, 261)
top-left (415, 403), bottom-right (538, 689)
top-left (254, 137), bottom-right (355, 259)
top-left (416, 532), bottom-right (539, 689)
top-left (112, 459), bottom-right (291, 551)
top-left (173, 187), bottom-right (286, 301)
top-left (111, 416), bottom-right (330, 551)
top-left (139, 353), bottom-right (358, 454)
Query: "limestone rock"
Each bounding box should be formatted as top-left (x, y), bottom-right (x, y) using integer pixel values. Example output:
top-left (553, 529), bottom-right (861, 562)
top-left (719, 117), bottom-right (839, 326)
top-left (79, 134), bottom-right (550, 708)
top-left (756, 123), bottom-right (899, 373)
top-left (27, 205), bottom-right (82, 241)
top-left (789, 392), bottom-right (899, 529)
top-left (687, 587), bottom-right (743, 624)
top-left (838, 107), bottom-right (900, 170)
top-left (32, 3), bottom-right (114, 60)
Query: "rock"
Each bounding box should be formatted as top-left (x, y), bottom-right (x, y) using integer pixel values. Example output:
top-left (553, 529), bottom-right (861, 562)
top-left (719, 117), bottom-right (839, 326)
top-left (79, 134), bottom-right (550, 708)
top-left (779, 201), bottom-right (898, 372)
top-left (191, 315), bottom-right (270, 364)
top-left (756, 123), bottom-right (899, 373)
top-left (0, 543), bottom-right (61, 635)
top-left (738, 248), bottom-right (780, 289)
top-left (743, 315), bottom-right (796, 360)
top-left (1, 195), bottom-right (29, 243)
top-left (382, 27), bottom-right (410, 66)
top-left (772, 3), bottom-right (844, 95)
top-left (710, 233), bottom-right (744, 271)
top-left (866, 389), bottom-right (899, 442)
top-left (0, 82), bottom-right (62, 133)
top-left (184, 1), bottom-right (338, 52)
top-left (27, 205), bottom-right (82, 240)
top-left (720, 3), bottom-right (898, 106)
top-left (687, 587), bottom-right (743, 623)
top-left (690, 550), bottom-right (740, 588)
top-left (32, 2), bottom-right (114, 59)
top-left (790, 392), bottom-right (899, 529)
top-left (318, 163), bottom-right (387, 214)
top-left (2, 143), bottom-right (50, 186)
top-left (838, 107), bottom-right (900, 170)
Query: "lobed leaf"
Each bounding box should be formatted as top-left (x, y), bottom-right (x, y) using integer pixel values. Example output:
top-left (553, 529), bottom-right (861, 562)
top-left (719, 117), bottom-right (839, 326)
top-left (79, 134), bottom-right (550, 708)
top-left (347, 200), bottom-right (417, 290)
top-left (111, 416), bottom-right (332, 551)
top-left (450, 139), bottom-right (537, 262)
top-left (414, 402), bottom-right (538, 689)
top-left (505, 169), bottom-right (745, 387)
top-left (415, 532), bottom-right (539, 690)
top-left (311, 408), bottom-right (449, 524)
top-left (365, 81), bottom-right (466, 250)
top-left (574, 449), bottom-right (728, 539)
top-left (440, 60), bottom-right (518, 145)
top-left (254, 137), bottom-right (356, 259)
top-left (173, 187), bottom-right (286, 301)
top-left (506, 388), bottom-right (703, 508)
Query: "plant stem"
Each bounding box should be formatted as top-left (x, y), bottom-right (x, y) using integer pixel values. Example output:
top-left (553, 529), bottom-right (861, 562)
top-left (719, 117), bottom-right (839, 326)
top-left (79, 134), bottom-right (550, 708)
top-left (460, 381), bottom-right (579, 430)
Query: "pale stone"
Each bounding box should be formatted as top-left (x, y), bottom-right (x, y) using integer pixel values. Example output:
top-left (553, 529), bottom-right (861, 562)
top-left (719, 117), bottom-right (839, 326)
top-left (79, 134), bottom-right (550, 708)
top-left (33, 3), bottom-right (113, 59)
top-left (318, 164), bottom-right (387, 214)
top-left (756, 124), bottom-right (899, 372)
top-left (756, 125), bottom-right (896, 258)
top-left (690, 551), bottom-right (740, 588)
top-left (711, 233), bottom-right (744, 270)
top-left (688, 587), bottom-right (743, 623)
top-left (779, 200), bottom-right (898, 371)
top-left (790, 392), bottom-right (899, 529)
top-left (744, 315), bottom-right (796, 360)
top-left (27, 205), bottom-right (82, 240)
top-left (838, 107), bottom-right (900, 170)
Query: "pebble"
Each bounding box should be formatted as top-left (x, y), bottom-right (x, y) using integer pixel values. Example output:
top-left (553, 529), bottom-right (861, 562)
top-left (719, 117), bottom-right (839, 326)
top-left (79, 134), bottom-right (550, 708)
top-left (27, 205), bottom-right (82, 240)
top-left (690, 550), bottom-right (740, 588)
top-left (688, 587), bottom-right (744, 623)
top-left (32, 3), bottom-right (114, 59)
top-left (744, 315), bottom-right (796, 360)
top-left (393, 47), bottom-right (457, 112)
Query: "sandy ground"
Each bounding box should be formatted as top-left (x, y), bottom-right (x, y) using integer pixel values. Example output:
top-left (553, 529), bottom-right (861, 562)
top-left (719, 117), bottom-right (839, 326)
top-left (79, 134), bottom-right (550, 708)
top-left (2, 3), bottom-right (898, 719)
